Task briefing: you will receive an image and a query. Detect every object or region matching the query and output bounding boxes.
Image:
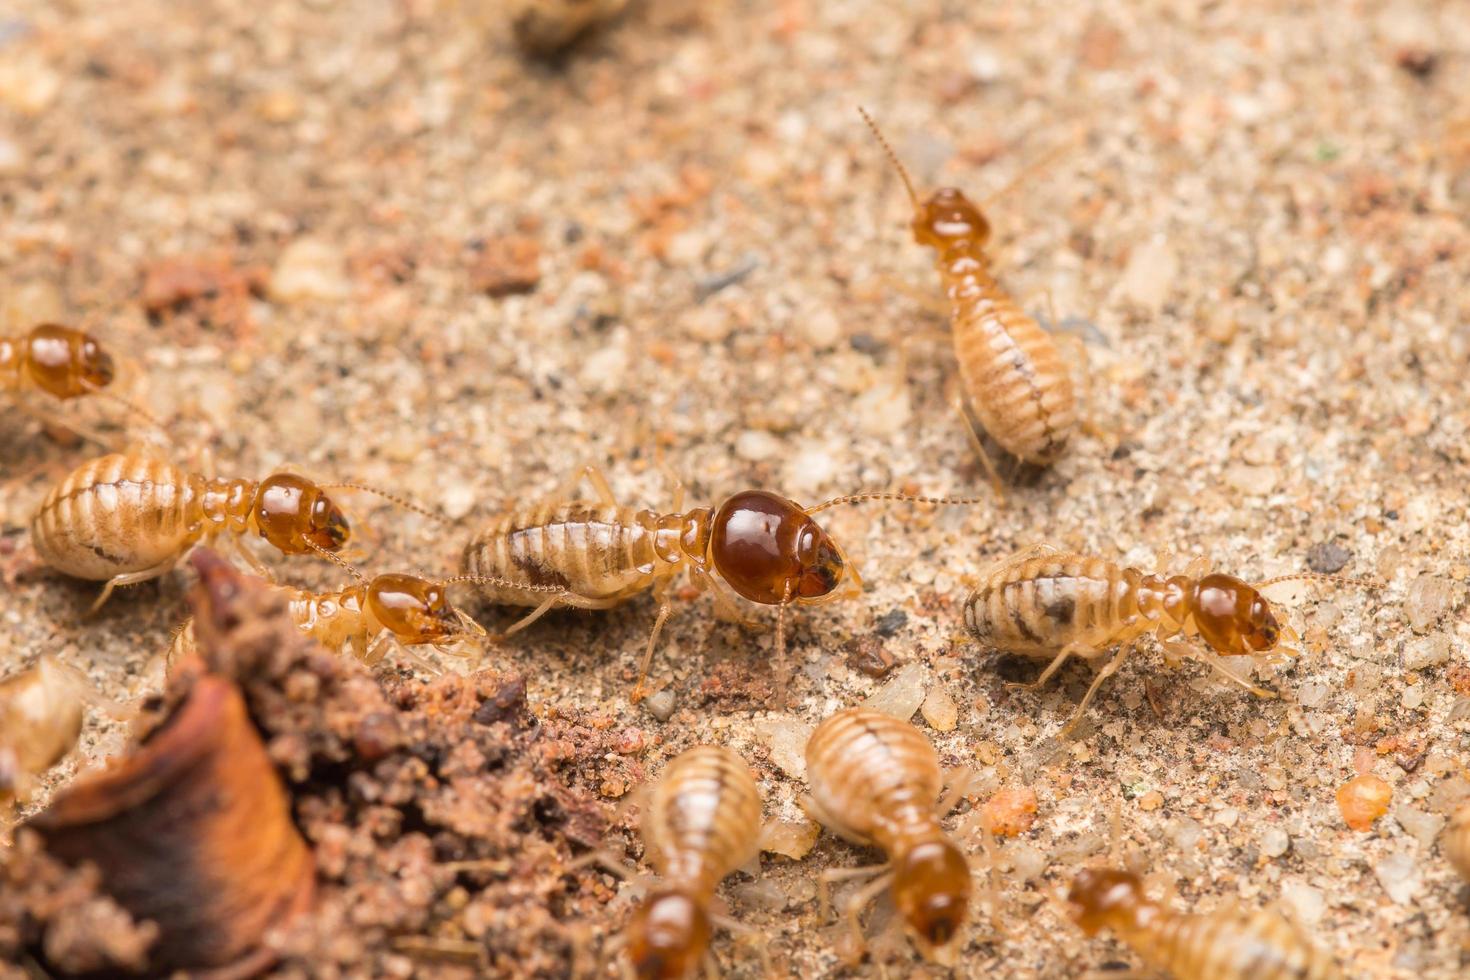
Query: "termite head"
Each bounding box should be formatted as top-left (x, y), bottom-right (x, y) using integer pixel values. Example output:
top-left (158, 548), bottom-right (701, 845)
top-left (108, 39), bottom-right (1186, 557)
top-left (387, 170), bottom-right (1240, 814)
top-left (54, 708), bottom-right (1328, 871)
top-left (625, 888), bottom-right (711, 980)
top-left (912, 188), bottom-right (991, 251)
top-left (708, 490), bottom-right (861, 606)
top-left (26, 324), bottom-right (116, 398)
top-left (253, 474), bottom-right (351, 554)
top-left (892, 839), bottom-right (970, 958)
top-left (1191, 573), bottom-right (1281, 656)
top-left (367, 574), bottom-right (483, 644)
top-left (1066, 867), bottom-right (1144, 935)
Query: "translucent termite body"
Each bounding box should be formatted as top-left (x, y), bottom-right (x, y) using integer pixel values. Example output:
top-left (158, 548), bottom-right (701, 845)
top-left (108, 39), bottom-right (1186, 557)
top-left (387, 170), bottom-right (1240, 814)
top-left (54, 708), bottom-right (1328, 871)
top-left (31, 452), bottom-right (353, 611)
top-left (1, 324), bottom-right (116, 400)
top-left (625, 745), bottom-right (763, 979)
top-left (858, 109), bottom-right (1078, 478)
top-left (1448, 802), bottom-right (1470, 883)
top-left (0, 656), bottom-right (89, 809)
top-left (168, 570), bottom-right (553, 668)
top-left (460, 465), bottom-right (981, 696)
top-left (1067, 868), bottom-right (1343, 979)
top-left (803, 707), bottom-right (971, 964)
top-left (964, 546), bottom-right (1307, 733)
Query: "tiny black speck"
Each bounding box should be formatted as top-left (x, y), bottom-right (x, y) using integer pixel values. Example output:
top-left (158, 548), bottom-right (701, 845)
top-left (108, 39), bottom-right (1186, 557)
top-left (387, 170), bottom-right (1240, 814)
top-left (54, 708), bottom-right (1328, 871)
top-left (874, 608), bottom-right (908, 637)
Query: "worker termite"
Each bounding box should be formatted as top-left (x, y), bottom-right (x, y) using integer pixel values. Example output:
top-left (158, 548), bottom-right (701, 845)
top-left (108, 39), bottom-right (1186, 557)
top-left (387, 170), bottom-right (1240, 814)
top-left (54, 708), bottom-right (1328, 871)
top-left (1448, 801), bottom-right (1470, 884)
top-left (803, 706), bottom-right (980, 965)
top-left (30, 451), bottom-right (439, 611)
top-left (2, 323), bottom-right (158, 441)
top-left (459, 464), bottom-right (985, 697)
top-left (963, 545), bottom-right (1370, 734)
top-left (858, 108), bottom-right (1079, 487)
top-left (1067, 867), bottom-right (1344, 979)
top-left (0, 656), bottom-right (92, 811)
top-left (608, 745), bottom-right (764, 979)
top-left (168, 559), bottom-right (564, 672)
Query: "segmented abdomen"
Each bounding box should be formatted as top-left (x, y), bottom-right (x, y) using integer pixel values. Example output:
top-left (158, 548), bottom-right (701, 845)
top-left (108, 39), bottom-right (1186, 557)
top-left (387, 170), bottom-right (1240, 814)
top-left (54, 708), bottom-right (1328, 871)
top-left (1137, 905), bottom-right (1342, 980)
top-left (460, 502), bottom-right (659, 605)
top-left (30, 454), bottom-right (201, 579)
top-left (948, 261), bottom-right (1077, 465)
top-left (642, 745), bottom-right (762, 894)
top-left (964, 552), bottom-right (1146, 658)
top-left (804, 708), bottom-right (943, 849)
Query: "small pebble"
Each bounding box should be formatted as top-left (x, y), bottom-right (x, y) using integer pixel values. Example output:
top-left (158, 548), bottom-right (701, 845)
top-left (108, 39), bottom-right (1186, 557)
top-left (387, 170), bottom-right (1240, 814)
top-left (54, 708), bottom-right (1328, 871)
top-left (760, 819), bottom-right (819, 860)
top-left (1281, 880), bottom-right (1325, 926)
top-left (1404, 575), bottom-right (1457, 632)
top-left (271, 239), bottom-right (351, 303)
top-left (863, 662), bottom-right (929, 720)
top-left (644, 688), bottom-right (676, 723)
top-left (1305, 541), bottom-right (1353, 574)
top-left (756, 714), bottom-right (813, 779)
top-left (1373, 851), bottom-right (1421, 904)
top-left (1402, 633), bottom-right (1450, 670)
top-left (920, 685), bottom-right (958, 732)
top-left (1259, 827), bottom-right (1290, 858)
top-left (735, 430), bottom-right (783, 462)
top-left (874, 608), bottom-right (908, 637)
top-left (1223, 462), bottom-right (1279, 496)
top-left (1337, 774), bottom-right (1392, 830)
top-left (980, 787), bottom-right (1038, 837)
top-left (1119, 235), bottom-right (1178, 311)
top-left (1393, 804), bottom-right (1444, 848)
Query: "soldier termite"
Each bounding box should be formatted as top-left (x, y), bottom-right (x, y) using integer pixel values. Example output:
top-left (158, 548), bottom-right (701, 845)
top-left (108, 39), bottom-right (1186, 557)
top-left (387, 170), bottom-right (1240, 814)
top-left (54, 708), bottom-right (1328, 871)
top-left (29, 451), bottom-right (442, 612)
top-left (611, 745), bottom-right (765, 979)
top-left (857, 108), bottom-right (1080, 489)
top-left (803, 706), bottom-right (984, 965)
top-left (1067, 867), bottom-right (1344, 979)
top-left (0, 656), bottom-right (95, 811)
top-left (168, 558), bottom-right (563, 672)
top-left (963, 545), bottom-right (1375, 734)
top-left (2, 323), bottom-right (159, 442)
top-left (459, 464), bottom-right (987, 698)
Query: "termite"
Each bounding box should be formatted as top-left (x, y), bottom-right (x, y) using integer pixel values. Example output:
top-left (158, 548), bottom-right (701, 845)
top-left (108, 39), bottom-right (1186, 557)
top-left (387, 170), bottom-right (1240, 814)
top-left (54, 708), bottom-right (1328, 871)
top-left (963, 545), bottom-right (1369, 734)
top-left (1448, 801), bottom-right (1470, 884)
top-left (459, 464), bottom-right (984, 697)
top-left (1067, 867), bottom-right (1344, 979)
top-left (167, 560), bottom-right (562, 671)
top-left (0, 656), bottom-right (91, 810)
top-left (3, 323), bottom-right (158, 441)
top-left (30, 451), bottom-right (437, 611)
top-left (803, 706), bottom-right (977, 965)
top-left (858, 108), bottom-right (1079, 487)
top-left (616, 745), bottom-right (764, 979)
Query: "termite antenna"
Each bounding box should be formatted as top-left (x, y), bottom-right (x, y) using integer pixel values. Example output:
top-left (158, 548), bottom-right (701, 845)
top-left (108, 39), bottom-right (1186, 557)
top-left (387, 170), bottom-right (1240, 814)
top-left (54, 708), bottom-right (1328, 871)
top-left (318, 482), bottom-right (453, 526)
top-left (92, 389), bottom-right (166, 433)
top-left (440, 574), bottom-right (568, 595)
top-left (805, 490), bottom-right (991, 515)
top-left (857, 106), bottom-right (920, 207)
top-left (1254, 572), bottom-right (1383, 591)
top-left (305, 539), bottom-right (368, 583)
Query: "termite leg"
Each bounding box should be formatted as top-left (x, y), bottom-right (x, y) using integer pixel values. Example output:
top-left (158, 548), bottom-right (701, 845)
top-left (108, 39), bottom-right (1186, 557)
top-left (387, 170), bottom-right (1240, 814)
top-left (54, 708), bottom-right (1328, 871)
top-left (632, 578), bottom-right (675, 702)
top-left (1184, 645), bottom-right (1276, 698)
top-left (690, 566), bottom-right (753, 628)
top-left (1008, 640), bottom-right (1091, 692)
top-left (555, 461), bottom-right (619, 507)
top-left (937, 766), bottom-right (980, 817)
top-left (89, 558), bottom-right (177, 615)
top-left (818, 863), bottom-right (891, 921)
top-left (710, 912), bottom-right (772, 977)
top-left (952, 389), bottom-right (1007, 504)
top-left (1059, 644), bottom-right (1135, 737)
top-left (496, 594), bottom-right (564, 638)
top-left (11, 397), bottom-right (119, 452)
top-left (840, 870), bottom-right (896, 954)
top-left (225, 536), bottom-right (274, 579)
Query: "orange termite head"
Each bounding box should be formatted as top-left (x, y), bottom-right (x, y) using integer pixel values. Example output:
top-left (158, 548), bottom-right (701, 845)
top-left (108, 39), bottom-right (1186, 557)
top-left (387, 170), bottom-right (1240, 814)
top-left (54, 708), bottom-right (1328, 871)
top-left (625, 888), bottom-right (711, 980)
top-left (892, 839), bottom-right (971, 956)
top-left (1066, 867), bottom-right (1144, 935)
top-left (912, 188), bottom-right (992, 251)
top-left (253, 473), bottom-right (351, 555)
top-left (708, 490), bottom-right (861, 606)
top-left (1191, 573), bottom-right (1281, 656)
top-left (26, 323), bottom-right (117, 398)
top-left (366, 574), bottom-right (482, 644)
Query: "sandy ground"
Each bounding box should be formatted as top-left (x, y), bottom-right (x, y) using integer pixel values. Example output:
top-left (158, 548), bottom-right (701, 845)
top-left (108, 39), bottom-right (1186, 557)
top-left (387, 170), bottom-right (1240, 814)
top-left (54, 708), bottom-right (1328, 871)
top-left (3, 0), bottom-right (1470, 976)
